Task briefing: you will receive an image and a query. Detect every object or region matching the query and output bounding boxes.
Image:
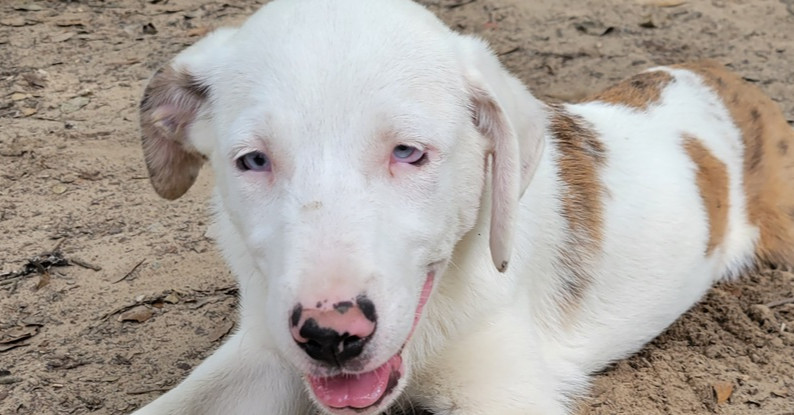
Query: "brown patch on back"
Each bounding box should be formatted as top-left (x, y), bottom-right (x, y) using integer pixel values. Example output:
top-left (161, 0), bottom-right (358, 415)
top-left (585, 70), bottom-right (674, 110)
top-left (682, 135), bottom-right (730, 255)
top-left (549, 106), bottom-right (607, 312)
top-left (674, 60), bottom-right (794, 265)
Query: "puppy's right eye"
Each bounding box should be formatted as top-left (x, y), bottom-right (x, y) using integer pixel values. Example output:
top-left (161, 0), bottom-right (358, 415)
top-left (236, 151), bottom-right (271, 172)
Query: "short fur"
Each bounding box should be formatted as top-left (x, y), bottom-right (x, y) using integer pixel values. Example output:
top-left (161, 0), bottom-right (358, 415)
top-left (131, 1), bottom-right (794, 414)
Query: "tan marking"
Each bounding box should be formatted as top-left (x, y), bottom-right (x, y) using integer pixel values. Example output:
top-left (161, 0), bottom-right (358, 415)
top-left (585, 70), bottom-right (674, 110)
top-left (682, 134), bottom-right (730, 255)
top-left (549, 105), bottom-right (607, 311)
top-left (673, 60), bottom-right (794, 265)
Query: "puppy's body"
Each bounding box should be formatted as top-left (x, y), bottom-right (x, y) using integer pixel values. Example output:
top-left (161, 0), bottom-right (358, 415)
top-left (132, 1), bottom-right (794, 414)
top-left (407, 62), bottom-right (794, 414)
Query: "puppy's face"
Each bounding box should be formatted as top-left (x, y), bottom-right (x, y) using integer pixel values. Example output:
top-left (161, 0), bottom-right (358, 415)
top-left (140, 1), bottom-right (540, 413)
top-left (211, 15), bottom-right (485, 414)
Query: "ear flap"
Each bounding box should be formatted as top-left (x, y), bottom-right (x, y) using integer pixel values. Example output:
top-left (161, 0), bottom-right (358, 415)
top-left (139, 27), bottom-right (237, 200)
top-left (463, 40), bottom-right (547, 272)
top-left (139, 65), bottom-right (209, 200)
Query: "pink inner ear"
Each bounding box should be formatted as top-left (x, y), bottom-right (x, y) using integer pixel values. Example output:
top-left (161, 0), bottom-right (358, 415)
top-left (151, 104), bottom-right (183, 135)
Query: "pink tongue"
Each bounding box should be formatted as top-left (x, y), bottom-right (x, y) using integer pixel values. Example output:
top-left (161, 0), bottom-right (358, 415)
top-left (308, 354), bottom-right (402, 409)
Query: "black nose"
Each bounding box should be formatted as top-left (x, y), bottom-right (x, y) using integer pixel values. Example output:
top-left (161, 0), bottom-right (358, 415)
top-left (297, 318), bottom-right (372, 366)
top-left (290, 296), bottom-right (378, 367)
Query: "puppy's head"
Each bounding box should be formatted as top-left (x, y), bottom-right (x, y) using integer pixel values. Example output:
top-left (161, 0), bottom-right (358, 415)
top-left (139, 0), bottom-right (545, 413)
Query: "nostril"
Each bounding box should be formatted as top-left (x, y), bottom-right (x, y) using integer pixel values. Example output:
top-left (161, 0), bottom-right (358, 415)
top-left (298, 318), bottom-right (336, 344)
top-left (336, 333), bottom-right (367, 363)
top-left (343, 335), bottom-right (361, 348)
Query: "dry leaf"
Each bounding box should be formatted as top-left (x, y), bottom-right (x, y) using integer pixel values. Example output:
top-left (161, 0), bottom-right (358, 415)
top-left (55, 18), bottom-right (86, 27)
top-left (0, 376), bottom-right (22, 385)
top-left (713, 381), bottom-right (734, 404)
top-left (14, 4), bottom-right (43, 11)
top-left (51, 184), bottom-right (67, 194)
top-left (0, 18), bottom-right (30, 27)
top-left (639, 14), bottom-right (660, 28)
top-left (22, 72), bottom-right (46, 88)
top-left (35, 272), bottom-right (50, 289)
top-left (10, 93), bottom-right (30, 101)
top-left (208, 319), bottom-right (235, 342)
top-left (0, 325), bottom-right (40, 345)
top-left (186, 26), bottom-right (211, 37)
top-left (575, 21), bottom-right (615, 36)
top-left (20, 107), bottom-right (37, 117)
top-left (163, 293), bottom-right (179, 304)
top-left (60, 96), bottom-right (89, 114)
top-left (118, 306), bottom-right (154, 323)
top-left (0, 342), bottom-right (30, 352)
top-left (51, 32), bottom-right (75, 43)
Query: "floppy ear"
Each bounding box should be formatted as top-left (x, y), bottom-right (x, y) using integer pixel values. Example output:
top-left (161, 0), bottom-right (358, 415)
top-left (140, 65), bottom-right (209, 200)
top-left (139, 28), bottom-right (235, 200)
top-left (461, 37), bottom-right (547, 272)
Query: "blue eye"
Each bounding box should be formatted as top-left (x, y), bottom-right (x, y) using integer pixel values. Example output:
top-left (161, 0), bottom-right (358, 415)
top-left (236, 151), bottom-right (271, 172)
top-left (392, 145), bottom-right (426, 165)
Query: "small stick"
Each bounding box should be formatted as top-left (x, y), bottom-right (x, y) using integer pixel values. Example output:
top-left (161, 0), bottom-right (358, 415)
top-left (765, 297), bottom-right (794, 308)
top-left (69, 258), bottom-right (102, 271)
top-left (126, 387), bottom-right (172, 395)
top-left (114, 259), bottom-right (146, 284)
top-left (445, 0), bottom-right (476, 8)
top-left (0, 276), bottom-right (25, 287)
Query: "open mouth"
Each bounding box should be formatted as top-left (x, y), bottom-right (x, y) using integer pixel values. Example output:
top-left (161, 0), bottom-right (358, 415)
top-left (306, 272), bottom-right (435, 412)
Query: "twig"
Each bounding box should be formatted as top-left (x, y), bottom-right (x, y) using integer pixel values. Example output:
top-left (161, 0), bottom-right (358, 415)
top-left (0, 276), bottom-right (25, 287)
top-left (69, 258), bottom-right (102, 271)
top-left (498, 46), bottom-right (521, 56)
top-left (126, 387), bottom-right (172, 395)
top-left (445, 0), bottom-right (476, 8)
top-left (114, 259), bottom-right (146, 283)
top-left (51, 238), bottom-right (67, 252)
top-left (766, 297), bottom-right (794, 308)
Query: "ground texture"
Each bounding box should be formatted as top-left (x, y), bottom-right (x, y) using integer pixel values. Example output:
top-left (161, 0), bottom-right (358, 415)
top-left (1, 0), bottom-right (793, 414)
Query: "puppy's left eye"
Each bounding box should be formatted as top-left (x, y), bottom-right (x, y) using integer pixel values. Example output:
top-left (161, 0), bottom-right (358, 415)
top-left (236, 151), bottom-right (271, 172)
top-left (392, 145), bottom-right (427, 165)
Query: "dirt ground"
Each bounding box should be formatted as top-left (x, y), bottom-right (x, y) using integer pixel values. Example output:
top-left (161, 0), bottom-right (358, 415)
top-left (1, 0), bottom-right (793, 414)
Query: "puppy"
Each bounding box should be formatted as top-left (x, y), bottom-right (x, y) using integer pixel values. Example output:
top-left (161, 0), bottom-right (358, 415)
top-left (133, 0), bottom-right (794, 414)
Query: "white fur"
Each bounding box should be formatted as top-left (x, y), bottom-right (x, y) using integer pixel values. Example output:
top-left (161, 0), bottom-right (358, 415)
top-left (132, 1), bottom-right (761, 414)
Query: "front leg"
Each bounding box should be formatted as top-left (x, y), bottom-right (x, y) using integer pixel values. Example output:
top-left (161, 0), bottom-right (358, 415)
top-left (131, 331), bottom-right (311, 415)
top-left (407, 312), bottom-right (570, 415)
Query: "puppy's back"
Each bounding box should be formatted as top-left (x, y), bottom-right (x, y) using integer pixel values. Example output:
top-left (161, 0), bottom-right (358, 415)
top-left (580, 60), bottom-right (794, 271)
top-left (672, 61), bottom-right (794, 268)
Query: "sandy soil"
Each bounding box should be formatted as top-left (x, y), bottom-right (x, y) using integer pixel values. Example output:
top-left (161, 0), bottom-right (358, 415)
top-left (1, 0), bottom-right (793, 414)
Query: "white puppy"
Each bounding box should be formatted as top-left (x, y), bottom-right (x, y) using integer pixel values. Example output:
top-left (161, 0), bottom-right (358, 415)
top-left (133, 0), bottom-right (794, 414)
